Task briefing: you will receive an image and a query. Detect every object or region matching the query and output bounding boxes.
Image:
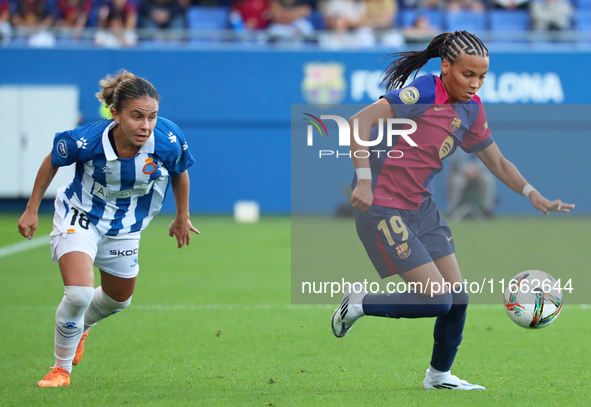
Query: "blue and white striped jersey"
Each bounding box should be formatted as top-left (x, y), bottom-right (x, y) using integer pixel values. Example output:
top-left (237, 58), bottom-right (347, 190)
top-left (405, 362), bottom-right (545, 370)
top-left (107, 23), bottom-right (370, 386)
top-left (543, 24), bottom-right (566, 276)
top-left (51, 118), bottom-right (195, 237)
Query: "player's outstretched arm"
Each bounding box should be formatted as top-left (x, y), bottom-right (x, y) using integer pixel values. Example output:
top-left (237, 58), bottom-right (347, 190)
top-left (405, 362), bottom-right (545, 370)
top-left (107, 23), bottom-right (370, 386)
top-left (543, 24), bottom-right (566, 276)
top-left (18, 153), bottom-right (59, 239)
top-left (169, 170), bottom-right (200, 248)
top-left (476, 143), bottom-right (574, 215)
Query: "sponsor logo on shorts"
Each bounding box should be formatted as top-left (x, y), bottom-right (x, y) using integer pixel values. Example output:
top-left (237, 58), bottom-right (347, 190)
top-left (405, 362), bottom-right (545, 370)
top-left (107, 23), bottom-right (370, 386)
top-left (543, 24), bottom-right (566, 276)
top-left (110, 248), bottom-right (139, 257)
top-left (396, 242), bottom-right (411, 258)
top-left (131, 257), bottom-right (138, 267)
top-left (447, 235), bottom-right (453, 241)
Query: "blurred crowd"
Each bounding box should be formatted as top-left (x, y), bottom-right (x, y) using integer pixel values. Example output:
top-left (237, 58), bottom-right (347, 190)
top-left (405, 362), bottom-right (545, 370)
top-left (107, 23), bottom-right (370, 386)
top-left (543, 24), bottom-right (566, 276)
top-left (0, 0), bottom-right (578, 47)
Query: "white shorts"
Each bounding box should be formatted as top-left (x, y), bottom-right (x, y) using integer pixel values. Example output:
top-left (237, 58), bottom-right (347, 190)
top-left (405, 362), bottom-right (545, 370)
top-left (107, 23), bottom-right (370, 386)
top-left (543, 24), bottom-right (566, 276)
top-left (50, 196), bottom-right (141, 279)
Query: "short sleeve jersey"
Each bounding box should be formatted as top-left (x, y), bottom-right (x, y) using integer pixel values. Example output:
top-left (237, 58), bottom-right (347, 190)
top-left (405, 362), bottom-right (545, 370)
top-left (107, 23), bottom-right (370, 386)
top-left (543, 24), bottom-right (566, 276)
top-left (360, 74), bottom-right (493, 210)
top-left (51, 117), bottom-right (195, 237)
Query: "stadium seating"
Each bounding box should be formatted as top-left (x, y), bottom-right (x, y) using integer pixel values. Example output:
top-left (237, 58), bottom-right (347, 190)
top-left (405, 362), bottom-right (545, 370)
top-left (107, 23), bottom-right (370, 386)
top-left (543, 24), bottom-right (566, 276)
top-left (489, 10), bottom-right (530, 32)
top-left (446, 11), bottom-right (486, 34)
top-left (187, 7), bottom-right (230, 31)
top-left (308, 10), bottom-right (326, 31)
top-left (398, 9), bottom-right (446, 30)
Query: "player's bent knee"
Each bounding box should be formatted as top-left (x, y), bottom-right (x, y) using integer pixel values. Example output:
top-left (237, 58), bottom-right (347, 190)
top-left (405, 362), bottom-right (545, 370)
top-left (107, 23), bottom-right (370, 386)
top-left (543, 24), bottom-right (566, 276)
top-left (63, 286), bottom-right (95, 308)
top-left (451, 289), bottom-right (469, 306)
top-left (100, 288), bottom-right (132, 311)
top-left (422, 292), bottom-right (452, 317)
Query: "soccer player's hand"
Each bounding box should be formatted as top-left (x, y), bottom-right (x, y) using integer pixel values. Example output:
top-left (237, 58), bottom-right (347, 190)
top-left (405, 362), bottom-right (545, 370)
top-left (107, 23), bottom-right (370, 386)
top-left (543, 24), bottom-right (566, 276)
top-left (169, 217), bottom-right (200, 248)
top-left (529, 191), bottom-right (575, 215)
top-left (18, 209), bottom-right (39, 240)
top-left (351, 180), bottom-right (374, 212)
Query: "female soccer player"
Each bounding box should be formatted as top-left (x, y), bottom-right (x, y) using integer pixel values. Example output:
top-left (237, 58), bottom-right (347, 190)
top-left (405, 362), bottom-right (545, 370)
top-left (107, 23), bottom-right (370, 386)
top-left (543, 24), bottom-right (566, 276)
top-left (18, 71), bottom-right (199, 387)
top-left (331, 31), bottom-right (574, 390)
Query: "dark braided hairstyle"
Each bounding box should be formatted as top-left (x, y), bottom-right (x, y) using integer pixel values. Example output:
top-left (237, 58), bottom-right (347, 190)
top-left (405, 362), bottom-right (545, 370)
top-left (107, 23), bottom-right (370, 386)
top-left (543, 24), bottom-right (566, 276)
top-left (382, 31), bottom-right (489, 91)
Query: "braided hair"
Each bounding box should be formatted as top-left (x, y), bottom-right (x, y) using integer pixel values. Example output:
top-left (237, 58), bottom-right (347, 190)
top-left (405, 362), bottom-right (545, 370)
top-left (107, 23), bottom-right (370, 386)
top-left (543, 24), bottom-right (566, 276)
top-left (382, 31), bottom-right (489, 91)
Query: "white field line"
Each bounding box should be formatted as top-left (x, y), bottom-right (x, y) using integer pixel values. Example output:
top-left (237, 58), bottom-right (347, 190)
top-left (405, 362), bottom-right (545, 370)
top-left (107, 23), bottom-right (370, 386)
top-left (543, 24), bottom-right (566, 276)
top-left (0, 235), bottom-right (51, 258)
top-left (1, 303), bottom-right (588, 311)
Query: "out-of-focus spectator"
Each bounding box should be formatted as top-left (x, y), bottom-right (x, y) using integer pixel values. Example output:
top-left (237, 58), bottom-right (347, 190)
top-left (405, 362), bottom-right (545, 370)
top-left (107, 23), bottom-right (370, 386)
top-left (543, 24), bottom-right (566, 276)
top-left (447, 150), bottom-right (496, 219)
top-left (0, 0), bottom-right (11, 42)
top-left (365, 0), bottom-right (396, 30)
top-left (231, 0), bottom-right (270, 30)
top-left (404, 15), bottom-right (435, 43)
top-left (56, 0), bottom-right (93, 37)
top-left (447, 0), bottom-right (484, 11)
top-left (530, 0), bottom-right (573, 31)
top-left (140, 0), bottom-right (187, 29)
top-left (267, 0), bottom-right (314, 39)
top-left (11, 0), bottom-right (56, 28)
top-left (322, 0), bottom-right (367, 32)
top-left (490, 0), bottom-right (530, 10)
top-left (98, 0), bottom-right (137, 30)
top-left (95, 9), bottom-right (137, 46)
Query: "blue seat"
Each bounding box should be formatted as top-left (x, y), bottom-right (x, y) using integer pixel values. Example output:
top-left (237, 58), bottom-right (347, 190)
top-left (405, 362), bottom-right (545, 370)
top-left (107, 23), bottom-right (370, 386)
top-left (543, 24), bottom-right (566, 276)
top-left (398, 9), bottom-right (445, 30)
top-left (578, 10), bottom-right (591, 30)
top-left (308, 10), bottom-right (325, 30)
top-left (489, 10), bottom-right (529, 32)
top-left (187, 7), bottom-right (229, 31)
top-left (446, 11), bottom-right (486, 33)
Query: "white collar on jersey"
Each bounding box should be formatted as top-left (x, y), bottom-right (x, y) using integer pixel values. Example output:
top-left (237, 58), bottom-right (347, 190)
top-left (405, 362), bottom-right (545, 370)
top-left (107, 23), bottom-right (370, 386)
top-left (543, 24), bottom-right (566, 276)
top-left (102, 120), bottom-right (156, 161)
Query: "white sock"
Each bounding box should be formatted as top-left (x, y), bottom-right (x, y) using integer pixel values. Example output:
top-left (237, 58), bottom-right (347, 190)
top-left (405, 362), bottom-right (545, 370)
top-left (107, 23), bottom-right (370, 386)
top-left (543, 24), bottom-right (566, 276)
top-left (54, 286), bottom-right (94, 373)
top-left (427, 366), bottom-right (450, 379)
top-left (84, 286), bottom-right (132, 332)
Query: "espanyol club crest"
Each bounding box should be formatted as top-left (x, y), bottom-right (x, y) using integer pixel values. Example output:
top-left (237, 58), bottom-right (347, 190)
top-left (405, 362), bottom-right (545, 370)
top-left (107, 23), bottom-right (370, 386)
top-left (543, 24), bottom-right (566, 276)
top-left (301, 62), bottom-right (347, 105)
top-left (450, 117), bottom-right (462, 132)
top-left (396, 242), bottom-right (411, 258)
top-left (143, 158), bottom-right (158, 175)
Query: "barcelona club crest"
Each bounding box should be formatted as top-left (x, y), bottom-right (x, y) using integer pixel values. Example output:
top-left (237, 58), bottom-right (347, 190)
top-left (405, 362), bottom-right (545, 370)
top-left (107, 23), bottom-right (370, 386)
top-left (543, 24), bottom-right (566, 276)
top-left (450, 117), bottom-right (462, 132)
top-left (396, 243), bottom-right (411, 259)
top-left (301, 62), bottom-right (347, 106)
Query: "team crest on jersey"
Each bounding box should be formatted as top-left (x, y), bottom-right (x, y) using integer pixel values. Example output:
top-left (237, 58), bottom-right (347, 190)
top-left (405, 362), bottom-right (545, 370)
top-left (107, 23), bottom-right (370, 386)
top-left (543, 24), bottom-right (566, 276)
top-left (57, 140), bottom-right (68, 158)
top-left (439, 136), bottom-right (454, 159)
top-left (450, 117), bottom-right (462, 132)
top-left (399, 87), bottom-right (420, 105)
top-left (143, 158), bottom-right (158, 175)
top-left (301, 62), bottom-right (347, 105)
top-left (396, 243), bottom-right (411, 258)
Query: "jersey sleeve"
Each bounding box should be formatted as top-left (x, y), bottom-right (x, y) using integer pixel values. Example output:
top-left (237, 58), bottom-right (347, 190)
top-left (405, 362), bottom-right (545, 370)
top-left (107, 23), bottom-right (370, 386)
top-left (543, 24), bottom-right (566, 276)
top-left (380, 75), bottom-right (436, 119)
top-left (460, 103), bottom-right (494, 153)
top-left (51, 130), bottom-right (80, 167)
top-left (159, 120), bottom-right (195, 175)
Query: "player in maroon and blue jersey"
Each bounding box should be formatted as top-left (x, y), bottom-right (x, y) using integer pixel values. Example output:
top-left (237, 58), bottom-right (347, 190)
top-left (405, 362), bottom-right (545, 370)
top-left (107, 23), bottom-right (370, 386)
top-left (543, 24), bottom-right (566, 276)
top-left (331, 31), bottom-right (574, 390)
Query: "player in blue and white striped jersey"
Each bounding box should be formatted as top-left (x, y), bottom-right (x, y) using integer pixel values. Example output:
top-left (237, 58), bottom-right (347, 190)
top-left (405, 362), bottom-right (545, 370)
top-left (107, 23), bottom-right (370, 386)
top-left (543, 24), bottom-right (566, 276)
top-left (18, 70), bottom-right (199, 387)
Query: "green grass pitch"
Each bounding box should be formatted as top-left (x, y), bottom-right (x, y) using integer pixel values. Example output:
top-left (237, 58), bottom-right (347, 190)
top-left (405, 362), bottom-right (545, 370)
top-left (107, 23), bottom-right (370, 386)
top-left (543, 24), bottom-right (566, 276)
top-left (0, 213), bottom-right (589, 406)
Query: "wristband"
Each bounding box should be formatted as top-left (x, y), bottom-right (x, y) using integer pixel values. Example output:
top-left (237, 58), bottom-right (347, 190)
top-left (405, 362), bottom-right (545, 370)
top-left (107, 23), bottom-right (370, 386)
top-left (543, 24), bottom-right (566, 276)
top-left (356, 168), bottom-right (372, 180)
top-left (522, 184), bottom-right (536, 198)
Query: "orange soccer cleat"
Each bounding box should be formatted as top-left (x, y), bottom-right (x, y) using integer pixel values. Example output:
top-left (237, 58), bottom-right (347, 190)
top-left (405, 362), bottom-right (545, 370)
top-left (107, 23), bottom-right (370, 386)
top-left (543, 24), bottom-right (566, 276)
top-left (73, 331), bottom-right (89, 366)
top-left (37, 366), bottom-right (71, 387)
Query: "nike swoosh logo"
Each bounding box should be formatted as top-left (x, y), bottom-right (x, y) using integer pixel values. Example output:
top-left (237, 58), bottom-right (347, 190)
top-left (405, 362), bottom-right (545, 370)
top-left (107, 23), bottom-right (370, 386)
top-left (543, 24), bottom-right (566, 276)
top-left (447, 236), bottom-right (453, 241)
top-left (434, 106), bottom-right (447, 111)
